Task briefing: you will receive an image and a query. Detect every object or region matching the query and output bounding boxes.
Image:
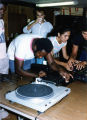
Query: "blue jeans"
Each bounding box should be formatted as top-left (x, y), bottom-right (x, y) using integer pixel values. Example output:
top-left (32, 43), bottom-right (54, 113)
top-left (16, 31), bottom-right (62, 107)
top-left (9, 58), bottom-right (35, 73)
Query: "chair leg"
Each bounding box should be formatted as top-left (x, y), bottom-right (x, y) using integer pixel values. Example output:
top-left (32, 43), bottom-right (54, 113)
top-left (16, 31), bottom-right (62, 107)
top-left (18, 116), bottom-right (24, 120)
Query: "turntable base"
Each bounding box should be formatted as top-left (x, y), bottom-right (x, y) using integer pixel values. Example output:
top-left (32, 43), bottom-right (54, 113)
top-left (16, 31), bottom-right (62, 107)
top-left (6, 82), bottom-right (71, 112)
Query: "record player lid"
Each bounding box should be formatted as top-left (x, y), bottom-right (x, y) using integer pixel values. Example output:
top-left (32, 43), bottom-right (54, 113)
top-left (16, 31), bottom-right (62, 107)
top-left (15, 83), bottom-right (54, 99)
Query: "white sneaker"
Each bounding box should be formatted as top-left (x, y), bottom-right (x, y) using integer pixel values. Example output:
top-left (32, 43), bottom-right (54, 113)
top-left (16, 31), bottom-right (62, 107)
top-left (0, 109), bottom-right (9, 119)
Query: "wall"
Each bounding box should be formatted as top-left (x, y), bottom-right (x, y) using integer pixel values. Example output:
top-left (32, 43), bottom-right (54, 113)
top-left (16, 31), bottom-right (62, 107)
top-left (4, 4), bottom-right (35, 44)
top-left (4, 4), bottom-right (85, 44)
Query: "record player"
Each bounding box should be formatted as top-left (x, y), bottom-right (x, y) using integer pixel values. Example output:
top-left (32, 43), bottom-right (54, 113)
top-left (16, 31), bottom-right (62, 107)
top-left (6, 78), bottom-right (71, 113)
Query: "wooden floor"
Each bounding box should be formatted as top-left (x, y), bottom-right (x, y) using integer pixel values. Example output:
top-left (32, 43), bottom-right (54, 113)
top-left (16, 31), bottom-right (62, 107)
top-left (2, 111), bottom-right (29, 120)
top-left (2, 112), bottom-right (17, 120)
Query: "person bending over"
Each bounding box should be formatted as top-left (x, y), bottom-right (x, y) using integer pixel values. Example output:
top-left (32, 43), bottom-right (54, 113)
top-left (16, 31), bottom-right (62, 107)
top-left (7, 34), bottom-right (72, 82)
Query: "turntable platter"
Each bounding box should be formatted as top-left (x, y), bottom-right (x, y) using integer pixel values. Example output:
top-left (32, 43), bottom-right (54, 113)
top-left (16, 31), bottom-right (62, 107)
top-left (16, 84), bottom-right (53, 99)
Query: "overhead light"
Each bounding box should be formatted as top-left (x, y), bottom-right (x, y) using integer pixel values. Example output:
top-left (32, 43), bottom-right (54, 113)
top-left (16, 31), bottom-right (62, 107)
top-left (36, 1), bottom-right (78, 7)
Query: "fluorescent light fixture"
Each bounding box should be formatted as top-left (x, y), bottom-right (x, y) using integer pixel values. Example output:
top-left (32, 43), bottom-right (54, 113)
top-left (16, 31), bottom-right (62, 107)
top-left (36, 1), bottom-right (78, 7)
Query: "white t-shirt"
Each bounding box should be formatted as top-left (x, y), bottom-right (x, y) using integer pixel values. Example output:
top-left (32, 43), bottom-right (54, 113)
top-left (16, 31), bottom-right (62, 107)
top-left (48, 36), bottom-right (67, 54)
top-left (23, 20), bottom-right (53, 38)
top-left (7, 34), bottom-right (42, 60)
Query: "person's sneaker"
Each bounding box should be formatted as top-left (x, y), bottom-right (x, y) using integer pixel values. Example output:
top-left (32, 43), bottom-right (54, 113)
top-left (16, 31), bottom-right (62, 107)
top-left (0, 109), bottom-right (9, 119)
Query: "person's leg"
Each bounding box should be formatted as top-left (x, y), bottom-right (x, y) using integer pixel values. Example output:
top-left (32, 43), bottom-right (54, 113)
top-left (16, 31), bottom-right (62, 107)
top-left (0, 57), bottom-right (9, 74)
top-left (9, 60), bottom-right (15, 73)
top-left (0, 109), bottom-right (8, 119)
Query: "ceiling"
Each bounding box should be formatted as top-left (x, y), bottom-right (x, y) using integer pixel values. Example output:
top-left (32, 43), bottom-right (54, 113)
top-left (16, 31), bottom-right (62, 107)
top-left (3, 0), bottom-right (87, 8)
top-left (16, 0), bottom-right (87, 8)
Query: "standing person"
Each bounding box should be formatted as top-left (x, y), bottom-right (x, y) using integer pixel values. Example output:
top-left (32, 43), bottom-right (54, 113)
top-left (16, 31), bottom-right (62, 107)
top-left (47, 25), bottom-right (71, 71)
top-left (0, 3), bottom-right (9, 75)
top-left (7, 34), bottom-right (72, 82)
top-left (68, 24), bottom-right (87, 70)
top-left (23, 8), bottom-right (53, 38)
top-left (0, 2), bottom-right (9, 119)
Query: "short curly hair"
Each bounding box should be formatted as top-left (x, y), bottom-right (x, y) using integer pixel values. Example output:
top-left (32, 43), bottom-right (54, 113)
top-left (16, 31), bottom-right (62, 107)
top-left (34, 38), bottom-right (53, 53)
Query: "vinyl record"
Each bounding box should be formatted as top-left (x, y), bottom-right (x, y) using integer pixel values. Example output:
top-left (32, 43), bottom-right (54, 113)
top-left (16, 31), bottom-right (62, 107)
top-left (15, 83), bottom-right (53, 99)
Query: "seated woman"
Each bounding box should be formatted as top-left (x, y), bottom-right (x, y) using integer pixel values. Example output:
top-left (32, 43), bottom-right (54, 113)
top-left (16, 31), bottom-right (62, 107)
top-left (47, 25), bottom-right (71, 71)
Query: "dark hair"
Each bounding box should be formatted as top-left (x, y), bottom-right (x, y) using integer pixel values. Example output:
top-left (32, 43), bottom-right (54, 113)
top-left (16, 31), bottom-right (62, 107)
top-left (33, 8), bottom-right (45, 19)
top-left (36, 8), bottom-right (45, 13)
top-left (34, 38), bottom-right (53, 53)
top-left (34, 7), bottom-right (45, 16)
top-left (80, 24), bottom-right (87, 32)
top-left (47, 25), bottom-right (71, 37)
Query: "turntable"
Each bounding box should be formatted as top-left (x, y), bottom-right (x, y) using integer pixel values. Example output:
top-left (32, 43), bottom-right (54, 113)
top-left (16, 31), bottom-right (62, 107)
top-left (5, 78), bottom-right (71, 113)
